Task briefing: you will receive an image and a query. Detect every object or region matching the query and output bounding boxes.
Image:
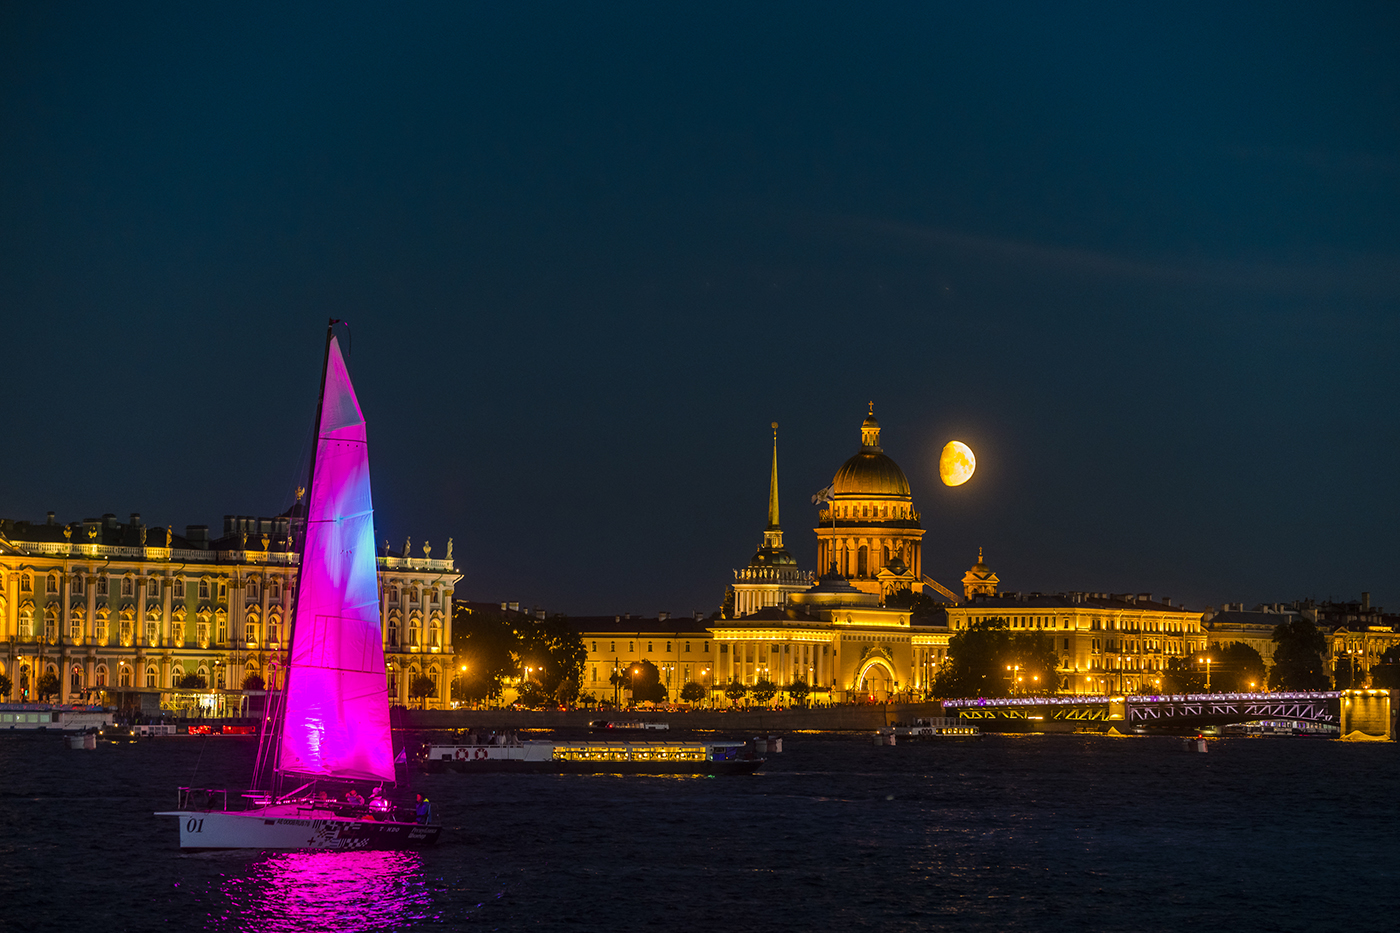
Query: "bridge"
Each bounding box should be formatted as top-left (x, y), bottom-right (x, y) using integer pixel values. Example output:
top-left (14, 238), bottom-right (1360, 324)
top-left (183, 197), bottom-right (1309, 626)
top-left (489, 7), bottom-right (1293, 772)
top-left (941, 690), bottom-right (1393, 737)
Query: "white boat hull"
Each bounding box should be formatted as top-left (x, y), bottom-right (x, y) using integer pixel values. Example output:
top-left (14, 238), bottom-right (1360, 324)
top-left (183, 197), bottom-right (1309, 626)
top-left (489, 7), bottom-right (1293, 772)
top-left (155, 806), bottom-right (440, 850)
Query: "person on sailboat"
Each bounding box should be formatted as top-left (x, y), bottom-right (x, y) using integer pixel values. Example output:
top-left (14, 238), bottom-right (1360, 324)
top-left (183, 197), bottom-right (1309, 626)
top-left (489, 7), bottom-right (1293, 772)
top-left (415, 794), bottom-right (432, 824)
top-left (345, 788), bottom-right (365, 807)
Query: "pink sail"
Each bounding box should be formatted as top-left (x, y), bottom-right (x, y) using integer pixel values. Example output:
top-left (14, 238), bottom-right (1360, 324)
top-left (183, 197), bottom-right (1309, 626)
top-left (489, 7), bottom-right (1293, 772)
top-left (278, 335), bottom-right (396, 782)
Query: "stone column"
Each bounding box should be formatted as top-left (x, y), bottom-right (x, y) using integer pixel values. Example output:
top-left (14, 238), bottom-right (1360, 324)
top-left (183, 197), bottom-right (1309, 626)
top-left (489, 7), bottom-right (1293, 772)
top-left (442, 586), bottom-right (453, 653)
top-left (4, 571), bottom-right (16, 640)
top-left (162, 576), bottom-right (173, 646)
top-left (61, 569), bottom-right (72, 649)
top-left (86, 576), bottom-right (97, 643)
top-left (137, 577), bottom-right (148, 647)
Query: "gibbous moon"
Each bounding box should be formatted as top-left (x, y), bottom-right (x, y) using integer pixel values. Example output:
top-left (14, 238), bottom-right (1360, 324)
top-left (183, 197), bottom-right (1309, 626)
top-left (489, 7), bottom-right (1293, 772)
top-left (939, 441), bottom-right (976, 486)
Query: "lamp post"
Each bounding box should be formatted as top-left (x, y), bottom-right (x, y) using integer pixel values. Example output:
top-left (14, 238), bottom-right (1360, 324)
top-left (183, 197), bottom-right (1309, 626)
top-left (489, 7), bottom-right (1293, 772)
top-left (1199, 656), bottom-right (1213, 693)
top-left (630, 665), bottom-right (640, 708)
top-left (1006, 663), bottom-right (1021, 696)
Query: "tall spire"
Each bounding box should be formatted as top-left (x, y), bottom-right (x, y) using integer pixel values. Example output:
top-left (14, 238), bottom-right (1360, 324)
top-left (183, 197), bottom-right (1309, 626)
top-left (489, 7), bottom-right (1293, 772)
top-left (763, 422), bottom-right (783, 548)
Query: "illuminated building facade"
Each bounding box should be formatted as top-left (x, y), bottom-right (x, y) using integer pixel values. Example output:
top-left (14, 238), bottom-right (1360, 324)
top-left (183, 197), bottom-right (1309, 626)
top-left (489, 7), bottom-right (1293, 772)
top-left (0, 511), bottom-right (460, 711)
top-left (814, 407), bottom-right (928, 601)
top-left (574, 614), bottom-right (715, 702)
top-left (707, 410), bottom-right (951, 701)
top-left (945, 548), bottom-right (1207, 694)
top-left (1203, 597), bottom-right (1400, 686)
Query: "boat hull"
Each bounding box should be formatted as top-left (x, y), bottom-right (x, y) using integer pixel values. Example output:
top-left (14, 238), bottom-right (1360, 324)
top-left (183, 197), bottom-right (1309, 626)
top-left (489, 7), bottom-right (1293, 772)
top-left (156, 808), bottom-right (440, 850)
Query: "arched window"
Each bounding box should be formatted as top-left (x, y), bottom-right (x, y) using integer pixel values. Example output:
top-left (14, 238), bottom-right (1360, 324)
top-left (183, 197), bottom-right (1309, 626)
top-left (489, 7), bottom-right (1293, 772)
top-left (72, 574), bottom-right (84, 596)
top-left (69, 609), bottom-right (83, 643)
top-left (198, 579), bottom-right (210, 599)
top-left (247, 577), bottom-right (259, 600)
top-left (44, 607), bottom-right (58, 642)
top-left (147, 667), bottom-right (158, 688)
top-left (857, 546), bottom-right (868, 577)
top-left (409, 587), bottom-right (420, 605)
top-left (18, 608), bottom-right (33, 638)
top-left (119, 617), bottom-right (133, 647)
top-left (70, 665), bottom-right (83, 693)
top-left (428, 619), bottom-right (441, 648)
top-left (121, 577), bottom-right (134, 597)
top-left (387, 620), bottom-right (399, 647)
top-left (95, 665), bottom-right (108, 687)
top-left (270, 578), bottom-right (281, 600)
top-left (19, 574), bottom-right (31, 593)
top-left (46, 574), bottom-right (59, 594)
top-left (408, 618), bottom-right (421, 647)
top-left (388, 585), bottom-right (399, 604)
top-left (118, 666), bottom-right (132, 687)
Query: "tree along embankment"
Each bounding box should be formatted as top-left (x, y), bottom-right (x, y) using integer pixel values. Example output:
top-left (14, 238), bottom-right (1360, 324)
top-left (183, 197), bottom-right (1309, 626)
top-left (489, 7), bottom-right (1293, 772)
top-left (400, 701), bottom-right (950, 733)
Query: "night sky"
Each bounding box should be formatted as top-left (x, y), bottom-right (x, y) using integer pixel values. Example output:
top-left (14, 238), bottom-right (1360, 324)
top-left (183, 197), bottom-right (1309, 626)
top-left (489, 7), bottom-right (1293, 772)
top-left (3, 3), bottom-right (1397, 616)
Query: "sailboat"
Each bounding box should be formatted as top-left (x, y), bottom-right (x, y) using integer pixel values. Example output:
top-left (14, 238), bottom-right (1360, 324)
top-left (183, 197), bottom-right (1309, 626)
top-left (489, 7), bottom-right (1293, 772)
top-left (157, 322), bottom-right (440, 850)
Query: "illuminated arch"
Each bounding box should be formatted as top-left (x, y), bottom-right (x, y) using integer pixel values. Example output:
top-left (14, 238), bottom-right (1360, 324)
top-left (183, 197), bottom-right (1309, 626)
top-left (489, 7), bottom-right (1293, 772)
top-left (854, 655), bottom-right (897, 694)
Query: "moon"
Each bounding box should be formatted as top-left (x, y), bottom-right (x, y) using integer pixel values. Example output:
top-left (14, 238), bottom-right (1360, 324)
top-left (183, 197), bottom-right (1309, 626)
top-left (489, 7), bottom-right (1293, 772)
top-left (939, 441), bottom-right (976, 486)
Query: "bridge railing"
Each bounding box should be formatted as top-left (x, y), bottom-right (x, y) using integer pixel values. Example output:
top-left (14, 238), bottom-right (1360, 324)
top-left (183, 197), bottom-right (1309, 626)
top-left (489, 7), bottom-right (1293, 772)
top-left (942, 691), bottom-right (1344, 707)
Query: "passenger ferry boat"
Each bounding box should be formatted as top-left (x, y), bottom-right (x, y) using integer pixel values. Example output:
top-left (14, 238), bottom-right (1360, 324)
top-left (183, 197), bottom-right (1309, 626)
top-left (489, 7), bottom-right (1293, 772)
top-left (0, 704), bottom-right (112, 731)
top-left (424, 736), bottom-right (763, 775)
top-left (881, 718), bottom-right (981, 740)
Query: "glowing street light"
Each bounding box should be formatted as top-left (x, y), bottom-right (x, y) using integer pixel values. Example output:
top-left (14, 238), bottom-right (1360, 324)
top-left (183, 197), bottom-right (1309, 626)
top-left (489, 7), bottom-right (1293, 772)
top-left (1198, 656), bottom-right (1213, 693)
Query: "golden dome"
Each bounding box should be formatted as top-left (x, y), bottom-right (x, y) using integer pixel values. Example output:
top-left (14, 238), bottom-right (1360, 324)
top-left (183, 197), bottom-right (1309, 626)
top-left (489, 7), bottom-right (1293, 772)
top-left (831, 405), bottom-right (912, 497)
top-left (832, 451), bottom-right (912, 496)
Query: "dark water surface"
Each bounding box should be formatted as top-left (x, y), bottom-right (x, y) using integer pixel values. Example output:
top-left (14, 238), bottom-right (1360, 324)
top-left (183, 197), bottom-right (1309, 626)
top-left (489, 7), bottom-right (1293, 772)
top-left (1, 731), bottom-right (1396, 932)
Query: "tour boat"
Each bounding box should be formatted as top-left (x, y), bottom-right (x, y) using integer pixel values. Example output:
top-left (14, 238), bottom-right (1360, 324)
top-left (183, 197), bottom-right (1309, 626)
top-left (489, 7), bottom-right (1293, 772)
top-left (423, 735), bottom-right (764, 775)
top-left (588, 719), bottom-right (669, 732)
top-left (880, 718), bottom-right (981, 740)
top-left (157, 322), bottom-right (439, 850)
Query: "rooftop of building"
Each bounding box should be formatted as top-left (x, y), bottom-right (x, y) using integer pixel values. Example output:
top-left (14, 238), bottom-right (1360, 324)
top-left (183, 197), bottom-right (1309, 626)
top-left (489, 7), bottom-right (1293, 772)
top-left (958, 591), bottom-right (1192, 612)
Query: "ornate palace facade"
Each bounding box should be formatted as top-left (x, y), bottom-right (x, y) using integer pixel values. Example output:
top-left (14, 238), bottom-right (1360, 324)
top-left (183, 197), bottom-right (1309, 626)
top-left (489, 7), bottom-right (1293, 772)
top-left (0, 510), bottom-right (460, 711)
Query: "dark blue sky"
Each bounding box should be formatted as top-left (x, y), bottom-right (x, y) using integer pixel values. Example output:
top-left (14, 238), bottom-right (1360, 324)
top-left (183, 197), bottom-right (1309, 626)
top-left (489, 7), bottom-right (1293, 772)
top-left (2, 3), bottom-right (1397, 615)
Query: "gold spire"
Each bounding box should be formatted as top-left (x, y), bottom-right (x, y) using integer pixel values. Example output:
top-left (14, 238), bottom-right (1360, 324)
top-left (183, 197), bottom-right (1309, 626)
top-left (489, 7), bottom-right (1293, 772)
top-left (763, 422), bottom-right (783, 548)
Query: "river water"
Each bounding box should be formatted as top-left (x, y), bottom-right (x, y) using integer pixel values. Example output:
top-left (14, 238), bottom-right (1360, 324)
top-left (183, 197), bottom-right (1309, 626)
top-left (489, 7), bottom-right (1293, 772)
top-left (1, 730), bottom-right (1395, 932)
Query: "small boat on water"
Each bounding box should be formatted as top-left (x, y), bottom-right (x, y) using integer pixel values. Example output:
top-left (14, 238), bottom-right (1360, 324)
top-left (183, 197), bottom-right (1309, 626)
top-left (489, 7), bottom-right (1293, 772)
top-left (589, 719), bottom-right (669, 732)
top-left (423, 736), bottom-right (764, 775)
top-left (0, 705), bottom-right (113, 732)
top-left (156, 322), bottom-right (438, 850)
top-left (879, 718), bottom-right (981, 741)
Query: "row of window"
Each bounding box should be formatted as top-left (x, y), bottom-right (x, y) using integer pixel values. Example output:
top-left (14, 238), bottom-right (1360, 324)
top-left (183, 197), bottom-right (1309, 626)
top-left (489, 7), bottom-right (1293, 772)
top-left (19, 573), bottom-right (447, 606)
top-left (830, 504), bottom-right (911, 520)
top-left (591, 640), bottom-right (710, 655)
top-left (21, 574), bottom-right (250, 601)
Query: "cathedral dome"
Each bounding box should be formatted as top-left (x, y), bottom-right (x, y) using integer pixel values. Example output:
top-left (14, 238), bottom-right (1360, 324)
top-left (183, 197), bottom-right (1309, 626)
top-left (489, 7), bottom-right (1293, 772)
top-left (832, 451), bottom-right (912, 497)
top-left (831, 407), bottom-right (911, 497)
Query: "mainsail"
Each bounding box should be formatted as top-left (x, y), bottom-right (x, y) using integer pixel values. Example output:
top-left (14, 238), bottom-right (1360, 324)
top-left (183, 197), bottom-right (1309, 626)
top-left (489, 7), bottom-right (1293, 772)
top-left (277, 335), bottom-right (396, 782)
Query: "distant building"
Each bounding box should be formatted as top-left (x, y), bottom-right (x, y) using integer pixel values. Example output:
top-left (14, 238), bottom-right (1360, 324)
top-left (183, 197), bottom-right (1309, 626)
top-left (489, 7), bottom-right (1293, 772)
top-left (1203, 596), bottom-right (1400, 686)
top-left (945, 550), bottom-right (1207, 695)
top-left (574, 613), bottom-right (715, 702)
top-left (0, 508), bottom-right (459, 711)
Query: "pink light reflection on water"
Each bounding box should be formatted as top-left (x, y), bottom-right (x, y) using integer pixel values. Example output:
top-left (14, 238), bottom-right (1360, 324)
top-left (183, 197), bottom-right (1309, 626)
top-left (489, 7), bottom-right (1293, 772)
top-left (215, 850), bottom-right (437, 932)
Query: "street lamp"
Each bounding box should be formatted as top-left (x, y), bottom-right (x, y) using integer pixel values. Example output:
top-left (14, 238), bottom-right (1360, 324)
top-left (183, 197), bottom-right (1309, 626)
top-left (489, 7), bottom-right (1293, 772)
top-left (1198, 656), bottom-right (1213, 693)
